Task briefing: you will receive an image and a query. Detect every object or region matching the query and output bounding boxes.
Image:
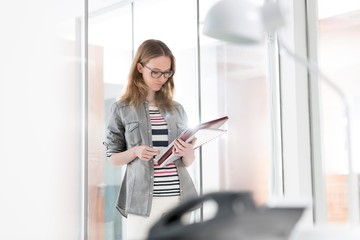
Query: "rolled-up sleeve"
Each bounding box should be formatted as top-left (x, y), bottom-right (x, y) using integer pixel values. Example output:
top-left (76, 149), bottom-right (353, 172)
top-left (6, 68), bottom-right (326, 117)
top-left (103, 102), bottom-right (126, 157)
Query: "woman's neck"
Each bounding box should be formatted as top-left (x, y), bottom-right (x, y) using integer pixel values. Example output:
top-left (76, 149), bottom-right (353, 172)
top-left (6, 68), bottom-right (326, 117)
top-left (147, 92), bottom-right (156, 107)
top-left (147, 100), bottom-right (156, 107)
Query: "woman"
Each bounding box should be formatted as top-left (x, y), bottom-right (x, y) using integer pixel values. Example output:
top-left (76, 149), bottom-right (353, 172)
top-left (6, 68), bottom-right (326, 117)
top-left (104, 39), bottom-right (198, 239)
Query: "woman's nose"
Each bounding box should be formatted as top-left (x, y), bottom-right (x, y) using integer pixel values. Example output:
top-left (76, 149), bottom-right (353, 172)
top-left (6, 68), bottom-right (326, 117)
top-left (159, 75), bottom-right (168, 82)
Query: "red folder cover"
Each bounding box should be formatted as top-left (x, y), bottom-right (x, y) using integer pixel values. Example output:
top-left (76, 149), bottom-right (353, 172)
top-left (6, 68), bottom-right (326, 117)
top-left (154, 116), bottom-right (229, 167)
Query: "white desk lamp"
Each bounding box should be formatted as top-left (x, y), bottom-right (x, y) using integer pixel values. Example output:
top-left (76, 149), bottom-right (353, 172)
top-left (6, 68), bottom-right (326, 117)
top-left (203, 0), bottom-right (284, 44)
top-left (203, 0), bottom-right (357, 224)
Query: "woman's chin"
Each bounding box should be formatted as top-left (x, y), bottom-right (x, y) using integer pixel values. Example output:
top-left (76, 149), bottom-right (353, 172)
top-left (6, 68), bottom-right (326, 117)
top-left (153, 87), bottom-right (162, 92)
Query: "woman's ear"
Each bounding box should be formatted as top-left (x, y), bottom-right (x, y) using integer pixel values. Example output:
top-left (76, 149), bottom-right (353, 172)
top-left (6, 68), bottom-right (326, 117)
top-left (137, 63), bottom-right (143, 73)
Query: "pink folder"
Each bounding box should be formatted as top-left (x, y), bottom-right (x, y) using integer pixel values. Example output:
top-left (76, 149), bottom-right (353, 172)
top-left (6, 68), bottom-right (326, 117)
top-left (154, 116), bottom-right (229, 167)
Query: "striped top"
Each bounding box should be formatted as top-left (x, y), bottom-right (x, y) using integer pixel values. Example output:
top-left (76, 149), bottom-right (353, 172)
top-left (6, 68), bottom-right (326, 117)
top-left (149, 106), bottom-right (180, 197)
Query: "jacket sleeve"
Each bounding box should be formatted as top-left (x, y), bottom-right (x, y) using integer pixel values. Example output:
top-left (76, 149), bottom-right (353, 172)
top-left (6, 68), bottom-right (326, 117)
top-left (103, 102), bottom-right (126, 157)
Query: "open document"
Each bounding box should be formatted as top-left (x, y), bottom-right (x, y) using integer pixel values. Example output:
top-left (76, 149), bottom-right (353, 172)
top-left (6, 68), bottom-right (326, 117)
top-left (154, 116), bottom-right (229, 167)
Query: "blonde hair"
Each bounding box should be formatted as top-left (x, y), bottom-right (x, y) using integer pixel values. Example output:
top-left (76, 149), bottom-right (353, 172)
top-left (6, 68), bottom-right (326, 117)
top-left (120, 39), bottom-right (176, 112)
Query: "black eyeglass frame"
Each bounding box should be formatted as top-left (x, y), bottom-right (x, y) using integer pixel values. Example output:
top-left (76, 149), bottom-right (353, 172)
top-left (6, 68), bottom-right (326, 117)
top-left (141, 63), bottom-right (175, 78)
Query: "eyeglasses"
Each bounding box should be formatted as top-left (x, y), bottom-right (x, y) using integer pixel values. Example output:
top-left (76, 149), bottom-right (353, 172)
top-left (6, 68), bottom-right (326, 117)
top-left (141, 64), bottom-right (174, 78)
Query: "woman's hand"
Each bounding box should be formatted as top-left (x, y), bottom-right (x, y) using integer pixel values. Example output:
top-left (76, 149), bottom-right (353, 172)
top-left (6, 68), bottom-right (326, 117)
top-left (109, 145), bottom-right (159, 167)
top-left (172, 138), bottom-right (197, 167)
top-left (132, 146), bottom-right (160, 161)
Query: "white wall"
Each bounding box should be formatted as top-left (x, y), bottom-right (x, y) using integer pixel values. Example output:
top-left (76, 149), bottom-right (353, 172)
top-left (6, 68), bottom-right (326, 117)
top-left (0, 1), bottom-right (84, 239)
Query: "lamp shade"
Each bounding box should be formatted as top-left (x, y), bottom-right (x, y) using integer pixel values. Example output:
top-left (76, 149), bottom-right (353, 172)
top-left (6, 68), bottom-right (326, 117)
top-left (203, 0), bottom-right (264, 44)
top-left (203, 0), bottom-right (284, 44)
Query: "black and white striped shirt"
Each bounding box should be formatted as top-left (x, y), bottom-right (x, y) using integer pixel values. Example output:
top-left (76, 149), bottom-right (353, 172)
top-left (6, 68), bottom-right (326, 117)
top-left (149, 106), bottom-right (180, 197)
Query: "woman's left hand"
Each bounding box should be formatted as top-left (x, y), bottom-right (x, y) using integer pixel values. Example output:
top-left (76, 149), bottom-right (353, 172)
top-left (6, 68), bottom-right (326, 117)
top-left (172, 138), bottom-right (197, 166)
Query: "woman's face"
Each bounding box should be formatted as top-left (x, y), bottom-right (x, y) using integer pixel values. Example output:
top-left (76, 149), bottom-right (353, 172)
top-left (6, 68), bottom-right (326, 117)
top-left (137, 56), bottom-right (172, 93)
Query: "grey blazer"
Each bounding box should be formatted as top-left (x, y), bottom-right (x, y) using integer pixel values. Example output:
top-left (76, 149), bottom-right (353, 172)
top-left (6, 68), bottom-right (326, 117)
top-left (103, 100), bottom-right (198, 217)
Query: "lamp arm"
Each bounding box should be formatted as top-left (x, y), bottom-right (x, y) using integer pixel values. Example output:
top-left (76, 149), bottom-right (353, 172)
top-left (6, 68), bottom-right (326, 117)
top-left (278, 39), bottom-right (346, 102)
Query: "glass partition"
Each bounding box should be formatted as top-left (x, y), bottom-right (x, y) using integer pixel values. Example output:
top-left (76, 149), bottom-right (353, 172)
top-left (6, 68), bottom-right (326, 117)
top-left (199, 0), bottom-right (271, 215)
top-left (133, 0), bottom-right (200, 210)
top-left (88, 0), bottom-right (199, 239)
top-left (88, 4), bottom-right (133, 240)
top-left (317, 1), bottom-right (360, 224)
top-left (133, 0), bottom-right (200, 125)
top-left (88, 0), bottom-right (273, 238)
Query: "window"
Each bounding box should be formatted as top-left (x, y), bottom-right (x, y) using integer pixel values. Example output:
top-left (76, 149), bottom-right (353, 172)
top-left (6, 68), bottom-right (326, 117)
top-left (316, 0), bottom-right (360, 224)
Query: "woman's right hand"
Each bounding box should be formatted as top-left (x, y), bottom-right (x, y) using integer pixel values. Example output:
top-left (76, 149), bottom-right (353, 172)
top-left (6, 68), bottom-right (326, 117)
top-left (132, 146), bottom-right (160, 161)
